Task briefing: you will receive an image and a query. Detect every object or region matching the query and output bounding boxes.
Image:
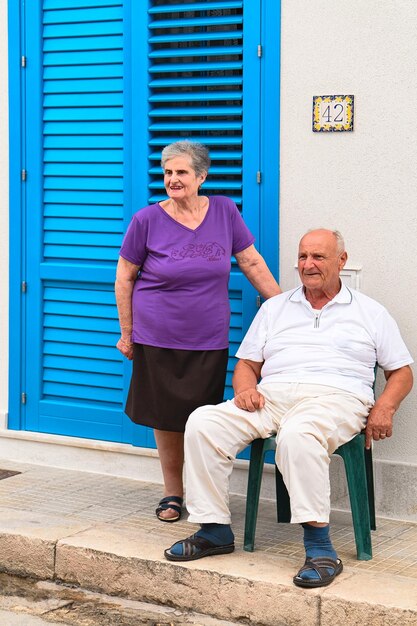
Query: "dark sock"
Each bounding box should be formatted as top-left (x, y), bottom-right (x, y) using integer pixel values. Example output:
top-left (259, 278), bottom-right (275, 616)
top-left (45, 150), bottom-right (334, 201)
top-left (169, 524), bottom-right (234, 556)
top-left (300, 523), bottom-right (337, 580)
top-left (198, 523), bottom-right (234, 546)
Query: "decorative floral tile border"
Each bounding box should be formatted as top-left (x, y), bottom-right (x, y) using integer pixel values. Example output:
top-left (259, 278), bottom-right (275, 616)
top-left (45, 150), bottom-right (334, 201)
top-left (313, 94), bottom-right (354, 132)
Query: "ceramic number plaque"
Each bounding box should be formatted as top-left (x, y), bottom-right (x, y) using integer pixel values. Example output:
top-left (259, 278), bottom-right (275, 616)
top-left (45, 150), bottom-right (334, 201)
top-left (312, 95), bottom-right (354, 132)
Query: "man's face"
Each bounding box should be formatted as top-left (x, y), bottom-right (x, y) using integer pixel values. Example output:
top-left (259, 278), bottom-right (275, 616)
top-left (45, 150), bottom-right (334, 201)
top-left (298, 230), bottom-right (347, 294)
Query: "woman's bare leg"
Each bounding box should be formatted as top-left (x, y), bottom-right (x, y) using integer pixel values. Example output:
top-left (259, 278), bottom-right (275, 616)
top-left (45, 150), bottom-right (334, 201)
top-left (154, 430), bottom-right (184, 520)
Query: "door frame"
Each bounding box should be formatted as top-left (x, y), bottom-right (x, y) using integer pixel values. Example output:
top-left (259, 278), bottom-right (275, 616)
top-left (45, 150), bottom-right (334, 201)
top-left (8, 0), bottom-right (26, 430)
top-left (260, 0), bottom-right (280, 281)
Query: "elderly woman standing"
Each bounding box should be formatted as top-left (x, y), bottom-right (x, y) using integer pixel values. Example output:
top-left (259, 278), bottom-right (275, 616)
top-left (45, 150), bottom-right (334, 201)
top-left (115, 140), bottom-right (281, 522)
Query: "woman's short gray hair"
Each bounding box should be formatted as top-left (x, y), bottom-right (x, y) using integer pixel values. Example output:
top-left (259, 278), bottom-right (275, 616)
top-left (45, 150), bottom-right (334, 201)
top-left (161, 141), bottom-right (211, 177)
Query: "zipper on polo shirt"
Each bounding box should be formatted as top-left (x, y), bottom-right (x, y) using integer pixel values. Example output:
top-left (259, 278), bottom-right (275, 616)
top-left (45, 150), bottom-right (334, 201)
top-left (313, 310), bottom-right (322, 328)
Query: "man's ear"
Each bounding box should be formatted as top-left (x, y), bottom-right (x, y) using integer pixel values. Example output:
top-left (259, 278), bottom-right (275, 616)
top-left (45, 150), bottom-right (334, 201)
top-left (339, 251), bottom-right (348, 270)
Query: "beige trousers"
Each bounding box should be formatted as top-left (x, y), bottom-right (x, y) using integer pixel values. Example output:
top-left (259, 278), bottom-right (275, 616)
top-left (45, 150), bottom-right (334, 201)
top-left (184, 383), bottom-right (372, 525)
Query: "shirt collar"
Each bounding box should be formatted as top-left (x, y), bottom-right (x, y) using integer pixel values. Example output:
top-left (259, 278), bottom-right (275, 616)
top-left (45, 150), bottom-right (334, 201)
top-left (288, 282), bottom-right (353, 305)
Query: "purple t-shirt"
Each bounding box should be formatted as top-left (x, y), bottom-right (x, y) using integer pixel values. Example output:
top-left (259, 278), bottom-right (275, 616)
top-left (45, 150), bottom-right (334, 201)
top-left (119, 196), bottom-right (255, 350)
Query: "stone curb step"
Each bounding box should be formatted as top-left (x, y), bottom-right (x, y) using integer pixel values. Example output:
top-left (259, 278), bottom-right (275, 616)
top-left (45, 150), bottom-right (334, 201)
top-left (0, 521), bottom-right (416, 626)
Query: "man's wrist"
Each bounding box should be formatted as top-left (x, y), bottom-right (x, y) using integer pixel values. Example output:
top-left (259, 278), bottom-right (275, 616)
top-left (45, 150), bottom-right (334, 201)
top-left (373, 397), bottom-right (397, 413)
top-left (234, 386), bottom-right (257, 396)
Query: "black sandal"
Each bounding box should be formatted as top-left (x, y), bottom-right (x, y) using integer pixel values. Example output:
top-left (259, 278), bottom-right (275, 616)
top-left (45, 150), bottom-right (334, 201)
top-left (164, 533), bottom-right (235, 561)
top-left (155, 496), bottom-right (183, 523)
top-left (293, 557), bottom-right (343, 588)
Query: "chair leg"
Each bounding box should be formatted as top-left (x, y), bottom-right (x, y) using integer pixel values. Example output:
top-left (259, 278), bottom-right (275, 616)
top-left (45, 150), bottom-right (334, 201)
top-left (275, 466), bottom-right (291, 523)
top-left (336, 434), bottom-right (372, 560)
top-left (365, 445), bottom-right (376, 530)
top-left (244, 439), bottom-right (269, 552)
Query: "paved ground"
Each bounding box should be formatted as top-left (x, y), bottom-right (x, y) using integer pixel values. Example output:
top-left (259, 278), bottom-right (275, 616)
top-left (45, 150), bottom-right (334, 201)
top-left (0, 459), bottom-right (415, 578)
top-left (0, 613), bottom-right (62, 625)
top-left (0, 459), bottom-right (416, 626)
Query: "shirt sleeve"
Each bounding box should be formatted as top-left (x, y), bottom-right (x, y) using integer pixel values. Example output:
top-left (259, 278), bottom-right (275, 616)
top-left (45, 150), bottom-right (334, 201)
top-left (374, 308), bottom-right (413, 371)
top-left (119, 213), bottom-right (148, 266)
top-left (229, 201), bottom-right (256, 254)
top-left (235, 305), bottom-right (267, 363)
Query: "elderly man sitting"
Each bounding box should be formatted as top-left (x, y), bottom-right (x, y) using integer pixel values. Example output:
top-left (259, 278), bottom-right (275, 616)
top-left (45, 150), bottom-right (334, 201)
top-left (164, 229), bottom-right (413, 588)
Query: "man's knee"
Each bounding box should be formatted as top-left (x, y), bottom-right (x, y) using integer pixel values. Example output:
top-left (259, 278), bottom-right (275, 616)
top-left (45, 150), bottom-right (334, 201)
top-left (277, 427), bottom-right (325, 464)
top-left (186, 405), bottom-right (209, 436)
top-left (185, 403), bottom-right (227, 442)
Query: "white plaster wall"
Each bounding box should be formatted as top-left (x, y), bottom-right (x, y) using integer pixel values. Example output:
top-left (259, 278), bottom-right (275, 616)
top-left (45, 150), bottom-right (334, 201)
top-left (0, 1), bottom-right (415, 471)
top-left (0, 0), bottom-right (8, 425)
top-left (279, 0), bottom-right (417, 463)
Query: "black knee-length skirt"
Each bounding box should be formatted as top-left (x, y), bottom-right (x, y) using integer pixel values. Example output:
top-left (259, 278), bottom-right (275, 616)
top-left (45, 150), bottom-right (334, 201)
top-left (125, 344), bottom-right (229, 433)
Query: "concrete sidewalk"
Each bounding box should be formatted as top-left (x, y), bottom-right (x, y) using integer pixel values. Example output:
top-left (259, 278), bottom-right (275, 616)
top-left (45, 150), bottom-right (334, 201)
top-left (0, 459), bottom-right (415, 626)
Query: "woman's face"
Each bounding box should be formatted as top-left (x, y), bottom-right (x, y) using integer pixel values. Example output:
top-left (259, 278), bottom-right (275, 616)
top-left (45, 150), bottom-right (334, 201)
top-left (163, 155), bottom-right (207, 202)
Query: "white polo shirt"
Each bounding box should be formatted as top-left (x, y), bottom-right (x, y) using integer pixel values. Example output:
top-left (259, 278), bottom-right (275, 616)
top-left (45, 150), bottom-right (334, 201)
top-left (236, 284), bottom-right (413, 402)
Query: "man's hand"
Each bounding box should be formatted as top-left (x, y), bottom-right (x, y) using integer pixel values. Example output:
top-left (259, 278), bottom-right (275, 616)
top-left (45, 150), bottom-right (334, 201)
top-left (232, 359), bottom-right (264, 411)
top-left (234, 388), bottom-right (265, 412)
top-left (365, 403), bottom-right (394, 449)
top-left (365, 365), bottom-right (413, 449)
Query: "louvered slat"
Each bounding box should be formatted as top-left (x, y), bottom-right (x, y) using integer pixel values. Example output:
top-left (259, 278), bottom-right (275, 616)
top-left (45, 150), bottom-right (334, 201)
top-left (44, 50), bottom-right (124, 65)
top-left (149, 30), bottom-right (243, 44)
top-left (150, 92), bottom-right (242, 102)
top-left (45, 163), bottom-right (124, 176)
top-left (44, 218), bottom-right (123, 233)
top-left (149, 46), bottom-right (242, 58)
top-left (44, 150), bottom-right (123, 162)
top-left (149, 122), bottom-right (241, 130)
top-left (43, 22), bottom-right (122, 38)
top-left (149, 16), bottom-right (242, 29)
top-left (44, 355), bottom-right (123, 375)
top-left (148, 1), bottom-right (243, 12)
top-left (148, 166), bottom-right (242, 175)
top-left (44, 78), bottom-right (123, 93)
top-left (45, 94), bottom-right (123, 108)
top-left (149, 136), bottom-right (241, 145)
top-left (44, 132), bottom-right (123, 145)
top-left (43, 0), bottom-right (120, 8)
top-left (149, 61), bottom-right (242, 73)
top-left (44, 315), bottom-right (119, 333)
top-left (43, 34), bottom-right (123, 52)
top-left (149, 150), bottom-right (242, 160)
top-left (43, 6), bottom-right (123, 23)
top-left (44, 204), bottom-right (123, 218)
top-left (43, 341), bottom-right (117, 361)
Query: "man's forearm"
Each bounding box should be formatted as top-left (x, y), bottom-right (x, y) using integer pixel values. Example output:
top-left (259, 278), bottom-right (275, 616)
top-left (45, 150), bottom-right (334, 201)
top-left (232, 359), bottom-right (265, 411)
top-left (232, 360), bottom-right (261, 395)
top-left (375, 365), bottom-right (413, 412)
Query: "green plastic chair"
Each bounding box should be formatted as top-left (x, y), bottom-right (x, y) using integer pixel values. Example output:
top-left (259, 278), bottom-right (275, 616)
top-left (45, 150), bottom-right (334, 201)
top-left (243, 431), bottom-right (376, 560)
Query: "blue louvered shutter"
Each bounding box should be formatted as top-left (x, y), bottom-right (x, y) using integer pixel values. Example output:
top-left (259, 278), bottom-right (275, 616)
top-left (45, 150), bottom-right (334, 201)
top-left (15, 0), bottom-right (265, 446)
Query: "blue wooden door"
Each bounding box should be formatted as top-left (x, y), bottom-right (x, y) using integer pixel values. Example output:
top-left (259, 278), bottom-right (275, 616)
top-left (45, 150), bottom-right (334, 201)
top-left (8, 0), bottom-right (280, 447)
